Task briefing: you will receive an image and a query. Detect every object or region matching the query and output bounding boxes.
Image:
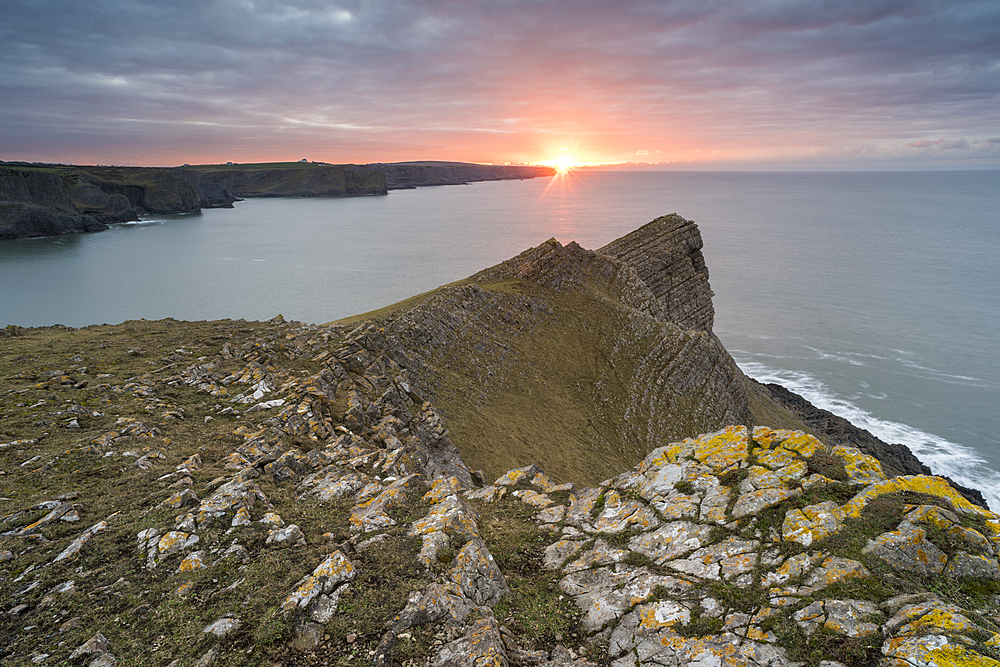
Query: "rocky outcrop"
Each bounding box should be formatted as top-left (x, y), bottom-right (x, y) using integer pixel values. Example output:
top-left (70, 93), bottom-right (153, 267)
top-left (763, 381), bottom-right (989, 509)
top-left (350, 216), bottom-right (799, 484)
top-left (600, 214), bottom-right (715, 333)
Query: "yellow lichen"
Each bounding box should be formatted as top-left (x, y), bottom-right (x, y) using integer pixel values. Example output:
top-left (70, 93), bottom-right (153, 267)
top-left (843, 475), bottom-right (998, 519)
top-left (832, 446), bottom-right (886, 483)
top-left (693, 426), bottom-right (749, 473)
top-left (777, 432), bottom-right (822, 457)
top-left (924, 646), bottom-right (1000, 667)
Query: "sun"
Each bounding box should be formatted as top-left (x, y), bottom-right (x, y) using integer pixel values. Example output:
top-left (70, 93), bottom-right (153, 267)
top-left (540, 152), bottom-right (580, 174)
top-left (552, 154), bottom-right (575, 173)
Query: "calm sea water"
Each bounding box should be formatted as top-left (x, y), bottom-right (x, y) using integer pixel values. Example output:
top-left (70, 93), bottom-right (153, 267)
top-left (3, 171), bottom-right (999, 508)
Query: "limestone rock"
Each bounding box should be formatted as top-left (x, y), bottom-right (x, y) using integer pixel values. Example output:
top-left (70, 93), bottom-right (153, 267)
top-left (433, 614), bottom-right (508, 667)
top-left (862, 524), bottom-right (948, 576)
top-left (945, 550), bottom-right (1000, 580)
top-left (202, 617), bottom-right (241, 637)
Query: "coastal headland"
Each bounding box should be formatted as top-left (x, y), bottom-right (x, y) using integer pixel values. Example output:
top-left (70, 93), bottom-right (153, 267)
top-left (0, 161), bottom-right (555, 241)
top-left (3, 215), bottom-right (999, 667)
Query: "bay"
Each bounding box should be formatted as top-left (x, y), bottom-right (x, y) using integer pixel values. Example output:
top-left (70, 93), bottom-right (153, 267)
top-left (2, 170), bottom-right (999, 508)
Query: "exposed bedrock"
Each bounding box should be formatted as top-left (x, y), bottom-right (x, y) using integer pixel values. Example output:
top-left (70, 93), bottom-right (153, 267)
top-left (600, 213), bottom-right (716, 333)
top-left (0, 167), bottom-right (109, 240)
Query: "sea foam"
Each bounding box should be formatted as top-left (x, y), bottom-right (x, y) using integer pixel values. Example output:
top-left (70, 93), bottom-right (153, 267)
top-left (738, 360), bottom-right (1000, 512)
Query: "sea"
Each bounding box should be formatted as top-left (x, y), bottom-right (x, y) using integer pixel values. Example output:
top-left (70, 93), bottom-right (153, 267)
top-left (2, 170), bottom-right (999, 509)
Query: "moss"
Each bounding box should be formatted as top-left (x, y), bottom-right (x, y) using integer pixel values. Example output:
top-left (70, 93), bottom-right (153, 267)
top-left (703, 580), bottom-right (767, 614)
top-left (674, 610), bottom-right (723, 637)
top-left (673, 480), bottom-right (695, 495)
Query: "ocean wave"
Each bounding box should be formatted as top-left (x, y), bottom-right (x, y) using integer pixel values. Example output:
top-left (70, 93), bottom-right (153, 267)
top-left (795, 344), bottom-right (990, 388)
top-left (737, 360), bottom-right (1000, 512)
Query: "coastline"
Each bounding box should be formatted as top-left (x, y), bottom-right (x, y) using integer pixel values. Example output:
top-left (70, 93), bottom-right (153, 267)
top-left (0, 161), bottom-right (554, 241)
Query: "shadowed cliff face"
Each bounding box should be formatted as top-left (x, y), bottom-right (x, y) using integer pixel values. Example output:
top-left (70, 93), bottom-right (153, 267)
top-left (347, 215), bottom-right (809, 484)
top-left (0, 161), bottom-right (555, 239)
top-left (0, 168), bottom-right (110, 239)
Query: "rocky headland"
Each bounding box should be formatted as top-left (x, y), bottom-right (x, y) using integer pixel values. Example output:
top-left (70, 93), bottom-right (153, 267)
top-left (2, 216), bottom-right (998, 667)
top-left (370, 162), bottom-right (557, 190)
top-left (0, 162), bottom-right (554, 240)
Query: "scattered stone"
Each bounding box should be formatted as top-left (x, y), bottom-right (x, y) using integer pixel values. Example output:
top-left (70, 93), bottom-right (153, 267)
top-left (267, 524), bottom-right (307, 547)
top-left (291, 621), bottom-right (325, 651)
top-left (203, 617), bottom-right (242, 637)
top-left (192, 646), bottom-right (219, 667)
top-left (282, 550), bottom-right (357, 612)
top-left (53, 519), bottom-right (109, 563)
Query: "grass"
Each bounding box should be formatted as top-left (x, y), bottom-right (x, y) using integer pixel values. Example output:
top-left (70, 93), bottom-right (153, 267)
top-left (422, 278), bottom-right (725, 486)
top-left (0, 317), bottom-right (354, 665)
top-left (473, 496), bottom-right (585, 651)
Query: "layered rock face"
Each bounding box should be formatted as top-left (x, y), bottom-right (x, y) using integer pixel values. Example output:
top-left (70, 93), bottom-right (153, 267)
top-left (358, 215), bottom-right (801, 484)
top-left (2, 217), bottom-right (995, 667)
top-left (599, 214), bottom-right (715, 333)
top-left (0, 168), bottom-right (109, 239)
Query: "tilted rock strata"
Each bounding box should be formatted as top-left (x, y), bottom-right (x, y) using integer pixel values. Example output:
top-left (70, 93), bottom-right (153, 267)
top-left (599, 214), bottom-right (715, 333)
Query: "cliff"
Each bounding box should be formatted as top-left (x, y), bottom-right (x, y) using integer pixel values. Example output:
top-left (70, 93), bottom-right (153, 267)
top-left (188, 164), bottom-right (386, 199)
top-left (2, 216), bottom-right (997, 667)
top-left (0, 167), bottom-right (109, 240)
top-left (0, 161), bottom-right (553, 240)
top-left (371, 161), bottom-right (556, 189)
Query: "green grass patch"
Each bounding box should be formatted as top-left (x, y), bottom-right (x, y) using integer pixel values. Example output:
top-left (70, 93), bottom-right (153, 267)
top-left (474, 496), bottom-right (584, 650)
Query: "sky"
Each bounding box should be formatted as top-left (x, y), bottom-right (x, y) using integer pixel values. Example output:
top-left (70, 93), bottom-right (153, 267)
top-left (1, 0), bottom-right (998, 169)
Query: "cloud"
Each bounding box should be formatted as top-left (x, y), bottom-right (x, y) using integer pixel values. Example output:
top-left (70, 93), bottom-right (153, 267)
top-left (636, 149), bottom-right (661, 155)
top-left (905, 139), bottom-right (971, 150)
top-left (1, 0), bottom-right (998, 166)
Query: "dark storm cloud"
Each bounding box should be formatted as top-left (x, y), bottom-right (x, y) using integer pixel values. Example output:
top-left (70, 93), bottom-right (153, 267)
top-left (1, 0), bottom-right (998, 165)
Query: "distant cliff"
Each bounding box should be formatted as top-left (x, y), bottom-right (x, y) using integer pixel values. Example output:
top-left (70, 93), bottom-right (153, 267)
top-left (0, 167), bottom-right (110, 240)
top-left (0, 161), bottom-right (554, 240)
top-left (370, 161), bottom-right (555, 189)
top-left (192, 165), bottom-right (385, 198)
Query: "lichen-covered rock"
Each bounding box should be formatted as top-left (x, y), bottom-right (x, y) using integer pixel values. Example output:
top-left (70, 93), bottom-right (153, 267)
top-left (782, 500), bottom-right (846, 546)
top-left (945, 550), bottom-right (1000, 580)
top-left (432, 613), bottom-right (508, 667)
top-left (862, 524), bottom-right (948, 575)
top-left (450, 537), bottom-right (509, 606)
top-left (281, 550), bottom-right (356, 612)
top-left (627, 521), bottom-right (714, 564)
